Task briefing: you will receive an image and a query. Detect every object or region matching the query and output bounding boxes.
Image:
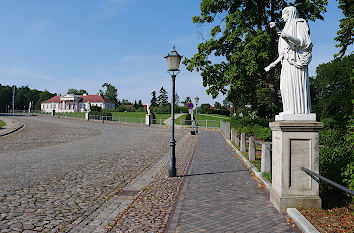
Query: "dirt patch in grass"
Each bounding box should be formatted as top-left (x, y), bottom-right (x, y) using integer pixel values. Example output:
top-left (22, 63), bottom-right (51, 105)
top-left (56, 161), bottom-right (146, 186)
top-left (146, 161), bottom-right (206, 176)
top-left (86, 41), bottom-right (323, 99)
top-left (298, 203), bottom-right (353, 232)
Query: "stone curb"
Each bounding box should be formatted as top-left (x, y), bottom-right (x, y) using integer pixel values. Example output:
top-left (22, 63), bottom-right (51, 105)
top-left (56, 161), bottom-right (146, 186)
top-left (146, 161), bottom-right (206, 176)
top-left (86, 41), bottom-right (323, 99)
top-left (0, 119), bottom-right (24, 137)
top-left (287, 208), bottom-right (320, 233)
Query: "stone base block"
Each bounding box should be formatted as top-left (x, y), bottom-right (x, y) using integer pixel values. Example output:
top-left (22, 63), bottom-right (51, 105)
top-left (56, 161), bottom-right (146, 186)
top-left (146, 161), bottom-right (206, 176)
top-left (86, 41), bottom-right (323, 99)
top-left (85, 112), bottom-right (90, 120)
top-left (145, 114), bottom-right (151, 126)
top-left (275, 113), bottom-right (316, 121)
top-left (270, 189), bottom-right (321, 213)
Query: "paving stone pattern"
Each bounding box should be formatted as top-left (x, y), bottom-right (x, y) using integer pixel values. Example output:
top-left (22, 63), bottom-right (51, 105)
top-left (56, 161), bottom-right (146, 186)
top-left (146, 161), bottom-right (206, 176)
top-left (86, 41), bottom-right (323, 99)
top-left (107, 134), bottom-right (199, 232)
top-left (168, 130), bottom-right (300, 233)
top-left (0, 116), bottom-right (186, 232)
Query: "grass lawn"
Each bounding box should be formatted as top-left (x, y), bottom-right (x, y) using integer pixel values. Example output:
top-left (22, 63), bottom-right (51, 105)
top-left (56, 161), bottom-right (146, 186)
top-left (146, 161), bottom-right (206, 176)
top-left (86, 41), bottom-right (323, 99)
top-left (56, 112), bottom-right (85, 118)
top-left (198, 113), bottom-right (231, 121)
top-left (111, 112), bottom-right (146, 118)
top-left (174, 113), bottom-right (222, 128)
top-left (0, 120), bottom-right (5, 127)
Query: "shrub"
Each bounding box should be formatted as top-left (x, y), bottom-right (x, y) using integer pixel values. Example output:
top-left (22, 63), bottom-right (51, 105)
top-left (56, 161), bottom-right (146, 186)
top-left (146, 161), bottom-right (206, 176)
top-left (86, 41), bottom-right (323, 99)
top-left (90, 106), bottom-right (112, 116)
top-left (319, 126), bottom-right (353, 208)
top-left (230, 116), bottom-right (272, 141)
top-left (185, 114), bottom-right (192, 125)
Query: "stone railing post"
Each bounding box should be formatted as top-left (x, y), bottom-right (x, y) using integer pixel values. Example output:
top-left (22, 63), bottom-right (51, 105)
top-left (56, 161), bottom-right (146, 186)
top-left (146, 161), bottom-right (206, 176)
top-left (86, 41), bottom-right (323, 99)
top-left (231, 128), bottom-right (235, 142)
top-left (235, 130), bottom-right (240, 146)
top-left (240, 133), bottom-right (246, 152)
top-left (248, 136), bottom-right (255, 160)
top-left (225, 122), bottom-right (230, 139)
top-left (261, 142), bottom-right (271, 173)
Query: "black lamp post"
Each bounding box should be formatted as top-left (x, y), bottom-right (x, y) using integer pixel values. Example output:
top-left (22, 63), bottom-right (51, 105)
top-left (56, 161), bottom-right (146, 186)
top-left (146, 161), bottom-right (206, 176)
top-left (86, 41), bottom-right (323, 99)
top-left (102, 104), bottom-right (104, 123)
top-left (165, 46), bottom-right (183, 177)
top-left (194, 97), bottom-right (199, 134)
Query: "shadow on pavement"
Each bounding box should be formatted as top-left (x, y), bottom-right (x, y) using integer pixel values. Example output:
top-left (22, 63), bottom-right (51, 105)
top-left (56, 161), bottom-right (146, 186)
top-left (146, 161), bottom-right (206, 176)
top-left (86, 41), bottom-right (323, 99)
top-left (179, 169), bottom-right (248, 178)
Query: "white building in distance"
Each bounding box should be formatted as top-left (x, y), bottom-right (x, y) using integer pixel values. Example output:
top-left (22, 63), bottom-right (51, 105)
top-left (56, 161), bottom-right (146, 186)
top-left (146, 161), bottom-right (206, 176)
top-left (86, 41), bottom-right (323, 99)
top-left (41, 94), bottom-right (115, 113)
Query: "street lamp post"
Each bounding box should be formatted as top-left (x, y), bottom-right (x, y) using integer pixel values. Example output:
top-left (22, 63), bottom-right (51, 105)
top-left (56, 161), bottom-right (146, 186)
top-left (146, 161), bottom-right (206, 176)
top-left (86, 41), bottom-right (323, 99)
top-left (102, 104), bottom-right (104, 123)
top-left (165, 46), bottom-right (183, 177)
top-left (194, 97), bottom-right (199, 134)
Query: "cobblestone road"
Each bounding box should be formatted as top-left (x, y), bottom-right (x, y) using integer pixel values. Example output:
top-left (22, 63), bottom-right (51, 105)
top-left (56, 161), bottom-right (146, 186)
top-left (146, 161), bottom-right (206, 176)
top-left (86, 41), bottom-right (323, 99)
top-left (168, 130), bottom-right (300, 233)
top-left (0, 115), bottom-right (186, 232)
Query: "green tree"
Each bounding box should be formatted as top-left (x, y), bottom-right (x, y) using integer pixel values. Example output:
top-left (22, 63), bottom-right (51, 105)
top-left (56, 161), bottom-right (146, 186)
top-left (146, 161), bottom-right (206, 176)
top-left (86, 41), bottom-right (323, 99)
top-left (121, 99), bottom-right (132, 105)
top-left (0, 84), bottom-right (13, 112)
top-left (182, 96), bottom-right (191, 107)
top-left (157, 87), bottom-right (169, 106)
top-left (138, 100), bottom-right (143, 109)
top-left (67, 88), bottom-right (79, 95)
top-left (99, 83), bottom-right (118, 105)
top-left (214, 102), bottom-right (222, 110)
top-left (184, 0), bottom-right (327, 118)
top-left (34, 90), bottom-right (56, 110)
top-left (151, 91), bottom-right (158, 106)
top-left (133, 100), bottom-right (138, 109)
top-left (200, 103), bottom-right (211, 114)
top-left (335, 0), bottom-right (353, 58)
top-left (310, 54), bottom-right (353, 129)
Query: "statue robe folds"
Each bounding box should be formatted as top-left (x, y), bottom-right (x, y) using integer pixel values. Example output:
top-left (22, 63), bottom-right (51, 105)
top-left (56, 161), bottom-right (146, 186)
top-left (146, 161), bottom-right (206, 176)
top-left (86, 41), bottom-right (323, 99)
top-left (279, 16), bottom-right (312, 114)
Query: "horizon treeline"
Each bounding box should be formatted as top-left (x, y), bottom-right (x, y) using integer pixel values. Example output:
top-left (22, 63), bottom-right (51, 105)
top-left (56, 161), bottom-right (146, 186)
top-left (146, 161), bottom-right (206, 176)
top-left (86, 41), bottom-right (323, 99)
top-left (0, 84), bottom-right (56, 112)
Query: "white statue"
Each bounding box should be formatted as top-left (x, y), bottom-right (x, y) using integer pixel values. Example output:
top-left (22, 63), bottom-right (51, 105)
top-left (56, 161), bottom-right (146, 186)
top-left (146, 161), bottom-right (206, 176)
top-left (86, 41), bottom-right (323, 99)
top-left (146, 102), bottom-right (151, 115)
top-left (85, 101), bottom-right (91, 112)
top-left (265, 6), bottom-right (312, 115)
top-left (28, 101), bottom-right (32, 113)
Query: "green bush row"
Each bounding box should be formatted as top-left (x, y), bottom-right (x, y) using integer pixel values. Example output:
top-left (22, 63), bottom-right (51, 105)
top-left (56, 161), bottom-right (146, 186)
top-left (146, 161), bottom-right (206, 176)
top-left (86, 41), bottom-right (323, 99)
top-left (230, 116), bottom-right (272, 141)
top-left (318, 116), bottom-right (354, 206)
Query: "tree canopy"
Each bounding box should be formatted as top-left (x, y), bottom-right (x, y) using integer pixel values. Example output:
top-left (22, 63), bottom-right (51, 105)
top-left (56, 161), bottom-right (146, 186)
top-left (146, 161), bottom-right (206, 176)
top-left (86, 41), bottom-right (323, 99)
top-left (184, 0), bottom-right (327, 118)
top-left (150, 91), bottom-right (158, 106)
top-left (99, 83), bottom-right (118, 105)
top-left (335, 0), bottom-right (353, 58)
top-left (310, 54), bottom-right (353, 129)
top-left (0, 84), bottom-right (56, 112)
top-left (157, 87), bottom-right (169, 106)
top-left (67, 88), bottom-right (88, 95)
top-left (182, 96), bottom-right (191, 107)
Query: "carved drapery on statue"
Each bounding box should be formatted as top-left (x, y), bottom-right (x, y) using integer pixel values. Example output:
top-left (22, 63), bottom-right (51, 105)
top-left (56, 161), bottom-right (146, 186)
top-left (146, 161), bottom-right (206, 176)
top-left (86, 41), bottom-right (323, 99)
top-left (266, 6), bottom-right (312, 115)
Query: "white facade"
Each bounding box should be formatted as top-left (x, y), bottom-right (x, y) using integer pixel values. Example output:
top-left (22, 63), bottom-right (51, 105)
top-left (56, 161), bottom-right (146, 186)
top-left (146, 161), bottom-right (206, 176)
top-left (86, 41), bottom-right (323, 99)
top-left (41, 94), bottom-right (115, 113)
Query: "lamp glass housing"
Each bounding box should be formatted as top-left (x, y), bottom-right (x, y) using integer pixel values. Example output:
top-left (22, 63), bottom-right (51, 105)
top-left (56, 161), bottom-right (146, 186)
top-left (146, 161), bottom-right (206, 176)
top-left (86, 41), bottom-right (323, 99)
top-left (165, 46), bottom-right (183, 71)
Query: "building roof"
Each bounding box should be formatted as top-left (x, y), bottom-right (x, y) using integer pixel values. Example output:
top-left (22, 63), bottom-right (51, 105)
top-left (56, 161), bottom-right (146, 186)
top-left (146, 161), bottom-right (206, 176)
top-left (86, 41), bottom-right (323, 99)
top-left (41, 95), bottom-right (115, 104)
top-left (41, 96), bottom-right (61, 103)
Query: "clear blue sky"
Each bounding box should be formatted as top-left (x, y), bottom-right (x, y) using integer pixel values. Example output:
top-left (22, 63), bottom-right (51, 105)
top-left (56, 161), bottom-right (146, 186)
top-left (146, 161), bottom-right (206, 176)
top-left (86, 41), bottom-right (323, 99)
top-left (0, 0), bottom-right (351, 105)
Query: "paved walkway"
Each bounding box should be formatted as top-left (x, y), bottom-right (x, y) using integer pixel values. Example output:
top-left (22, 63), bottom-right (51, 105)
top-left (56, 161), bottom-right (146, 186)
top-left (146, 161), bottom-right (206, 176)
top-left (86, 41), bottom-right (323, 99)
top-left (168, 130), bottom-right (299, 232)
top-left (163, 113), bottom-right (185, 126)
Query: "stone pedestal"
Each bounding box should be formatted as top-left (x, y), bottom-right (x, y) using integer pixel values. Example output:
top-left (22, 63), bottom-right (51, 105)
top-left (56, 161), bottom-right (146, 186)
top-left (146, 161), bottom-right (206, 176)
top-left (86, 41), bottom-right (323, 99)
top-left (145, 114), bottom-right (151, 126)
top-left (269, 120), bottom-right (323, 213)
top-left (85, 112), bottom-right (90, 120)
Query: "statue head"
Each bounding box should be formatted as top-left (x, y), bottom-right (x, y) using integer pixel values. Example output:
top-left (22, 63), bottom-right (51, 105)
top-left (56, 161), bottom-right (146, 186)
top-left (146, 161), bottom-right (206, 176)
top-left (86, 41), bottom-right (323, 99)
top-left (282, 6), bottom-right (298, 22)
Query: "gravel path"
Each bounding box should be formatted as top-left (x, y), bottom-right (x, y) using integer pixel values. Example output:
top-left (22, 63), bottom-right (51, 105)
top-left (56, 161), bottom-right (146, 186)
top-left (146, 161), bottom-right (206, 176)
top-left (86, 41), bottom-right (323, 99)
top-left (0, 115), bottom-right (186, 232)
